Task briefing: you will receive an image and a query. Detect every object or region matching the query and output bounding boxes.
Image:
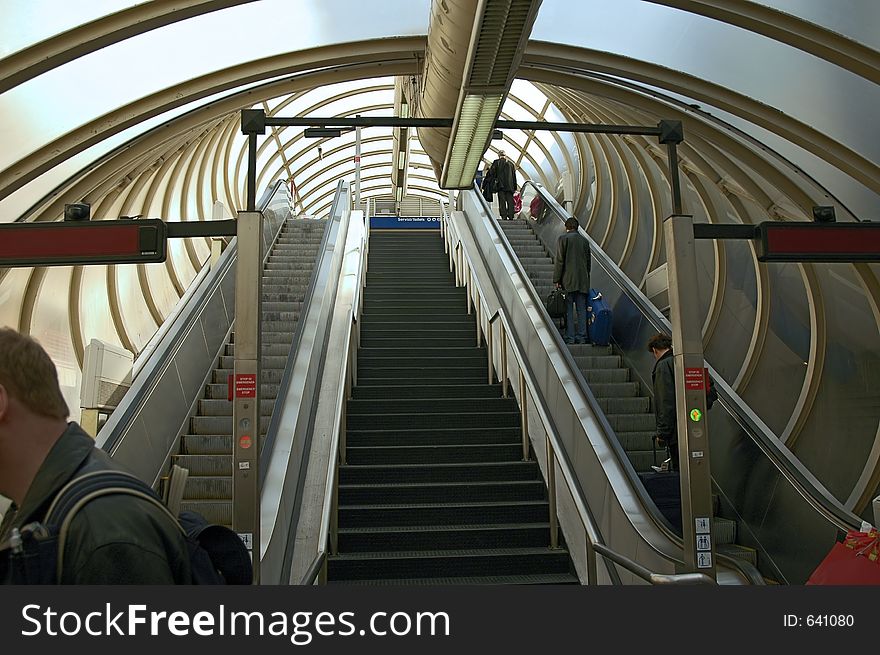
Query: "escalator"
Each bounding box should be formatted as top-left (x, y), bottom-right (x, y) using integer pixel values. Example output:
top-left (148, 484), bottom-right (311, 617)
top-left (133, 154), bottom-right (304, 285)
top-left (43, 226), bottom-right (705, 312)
top-left (327, 230), bottom-right (578, 584)
top-left (174, 219), bottom-right (326, 525)
top-left (461, 182), bottom-right (862, 583)
top-left (498, 218), bottom-right (749, 567)
top-left (96, 181), bottom-right (353, 581)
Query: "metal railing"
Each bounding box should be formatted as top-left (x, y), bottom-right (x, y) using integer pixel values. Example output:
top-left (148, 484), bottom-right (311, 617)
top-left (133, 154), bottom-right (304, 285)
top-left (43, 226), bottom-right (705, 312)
top-left (299, 208), bottom-right (368, 585)
top-left (443, 203), bottom-right (714, 586)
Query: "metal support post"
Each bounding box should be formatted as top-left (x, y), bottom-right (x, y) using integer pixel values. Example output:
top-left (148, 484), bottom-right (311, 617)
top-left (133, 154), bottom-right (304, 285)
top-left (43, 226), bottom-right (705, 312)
top-left (232, 210), bottom-right (263, 582)
top-left (664, 213), bottom-right (716, 580)
top-left (585, 538), bottom-right (598, 585)
top-left (486, 321), bottom-right (494, 384)
top-left (355, 115), bottom-right (362, 210)
top-left (546, 435), bottom-right (558, 549)
top-left (500, 329), bottom-right (509, 398)
top-left (519, 370), bottom-right (529, 461)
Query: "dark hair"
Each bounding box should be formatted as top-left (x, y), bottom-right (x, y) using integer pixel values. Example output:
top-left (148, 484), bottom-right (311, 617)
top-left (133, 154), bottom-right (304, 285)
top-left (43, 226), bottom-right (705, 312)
top-left (565, 217), bottom-right (579, 231)
top-left (647, 332), bottom-right (673, 353)
top-left (0, 328), bottom-right (69, 419)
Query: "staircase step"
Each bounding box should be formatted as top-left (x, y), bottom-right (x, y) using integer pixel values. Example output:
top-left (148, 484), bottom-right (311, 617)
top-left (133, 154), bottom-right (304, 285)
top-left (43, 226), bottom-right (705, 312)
top-left (345, 443), bottom-right (522, 465)
top-left (338, 523), bottom-right (552, 552)
top-left (327, 547), bottom-right (573, 581)
top-left (351, 383), bottom-right (505, 400)
top-left (172, 454), bottom-right (232, 476)
top-left (338, 501), bottom-right (550, 527)
top-left (346, 411), bottom-right (520, 430)
top-left (347, 398), bottom-right (519, 415)
top-left (337, 480), bottom-right (546, 504)
top-left (182, 476), bottom-right (231, 499)
top-left (345, 426), bottom-right (522, 447)
top-left (338, 461), bottom-right (542, 484)
top-left (329, 573), bottom-right (580, 586)
top-left (179, 499), bottom-right (231, 525)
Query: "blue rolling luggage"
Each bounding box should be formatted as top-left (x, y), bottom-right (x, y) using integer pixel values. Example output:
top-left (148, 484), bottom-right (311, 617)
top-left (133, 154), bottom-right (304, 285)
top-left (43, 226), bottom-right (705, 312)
top-left (587, 288), bottom-right (612, 346)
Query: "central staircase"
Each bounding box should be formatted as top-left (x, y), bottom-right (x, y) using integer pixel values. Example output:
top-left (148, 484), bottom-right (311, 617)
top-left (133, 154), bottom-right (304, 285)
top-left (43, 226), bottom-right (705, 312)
top-left (327, 230), bottom-right (578, 584)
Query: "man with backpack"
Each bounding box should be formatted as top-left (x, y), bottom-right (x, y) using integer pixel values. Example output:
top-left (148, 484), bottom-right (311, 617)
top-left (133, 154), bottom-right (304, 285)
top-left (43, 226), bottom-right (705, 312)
top-left (0, 328), bottom-right (191, 584)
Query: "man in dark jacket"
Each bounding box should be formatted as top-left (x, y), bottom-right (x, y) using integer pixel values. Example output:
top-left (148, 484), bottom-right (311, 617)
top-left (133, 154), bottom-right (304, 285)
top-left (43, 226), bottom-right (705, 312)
top-left (648, 333), bottom-right (678, 472)
top-left (488, 151), bottom-right (517, 219)
top-left (553, 217), bottom-right (592, 344)
top-left (0, 328), bottom-right (191, 584)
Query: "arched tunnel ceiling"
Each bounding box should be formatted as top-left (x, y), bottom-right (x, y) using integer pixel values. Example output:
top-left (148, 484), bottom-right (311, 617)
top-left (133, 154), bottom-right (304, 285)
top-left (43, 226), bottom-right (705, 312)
top-left (1, 0), bottom-right (880, 512)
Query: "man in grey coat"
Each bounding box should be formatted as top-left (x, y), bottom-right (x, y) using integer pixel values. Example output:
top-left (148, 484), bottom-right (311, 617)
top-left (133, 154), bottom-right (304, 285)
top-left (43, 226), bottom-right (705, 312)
top-left (553, 217), bottom-right (592, 344)
top-left (488, 151), bottom-right (517, 220)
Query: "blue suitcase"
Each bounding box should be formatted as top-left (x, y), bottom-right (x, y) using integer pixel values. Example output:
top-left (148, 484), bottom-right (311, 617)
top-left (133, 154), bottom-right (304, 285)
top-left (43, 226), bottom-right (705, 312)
top-left (587, 288), bottom-right (612, 346)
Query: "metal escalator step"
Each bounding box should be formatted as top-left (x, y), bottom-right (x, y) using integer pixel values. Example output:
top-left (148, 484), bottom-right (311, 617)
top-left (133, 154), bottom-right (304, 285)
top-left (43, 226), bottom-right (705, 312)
top-left (354, 367), bottom-right (486, 380)
top-left (181, 434), bottom-right (232, 454)
top-left (572, 355), bottom-right (622, 369)
top-left (617, 431), bottom-right (656, 451)
top-left (198, 398), bottom-right (276, 416)
top-left (626, 451), bottom-right (659, 473)
top-left (205, 382), bottom-right (280, 399)
top-left (606, 414), bottom-right (656, 432)
top-left (713, 517), bottom-right (737, 545)
top-left (191, 415), bottom-right (270, 434)
top-left (717, 543), bottom-right (757, 567)
top-left (183, 476), bottom-right (231, 499)
top-left (358, 347), bottom-right (484, 358)
top-left (597, 397), bottom-right (651, 414)
top-left (582, 369), bottom-right (630, 383)
top-left (566, 343), bottom-right (613, 356)
top-left (179, 500), bottom-right (231, 525)
top-left (588, 382), bottom-right (640, 398)
top-left (172, 454), bottom-right (232, 476)
top-left (219, 355), bottom-right (289, 369)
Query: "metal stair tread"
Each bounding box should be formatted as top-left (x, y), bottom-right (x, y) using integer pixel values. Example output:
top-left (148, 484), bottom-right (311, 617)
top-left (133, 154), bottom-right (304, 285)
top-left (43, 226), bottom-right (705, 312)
top-left (339, 461), bottom-right (536, 470)
top-left (338, 523), bottom-right (550, 534)
top-left (346, 442), bottom-right (521, 450)
top-left (328, 573), bottom-right (579, 585)
top-left (340, 500), bottom-right (548, 510)
top-left (329, 547), bottom-right (569, 561)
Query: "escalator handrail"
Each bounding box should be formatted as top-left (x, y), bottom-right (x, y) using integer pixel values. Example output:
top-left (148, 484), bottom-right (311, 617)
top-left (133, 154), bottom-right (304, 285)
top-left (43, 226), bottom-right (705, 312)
top-left (100, 180), bottom-right (289, 455)
top-left (299, 203), bottom-right (366, 586)
top-left (520, 180), bottom-right (861, 535)
top-left (467, 185), bottom-right (764, 584)
top-left (259, 180), bottom-right (345, 485)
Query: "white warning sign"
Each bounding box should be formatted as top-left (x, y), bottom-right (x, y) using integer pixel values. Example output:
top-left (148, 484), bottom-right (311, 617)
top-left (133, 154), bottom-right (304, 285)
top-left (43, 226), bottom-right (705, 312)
top-left (696, 534), bottom-right (712, 551)
top-left (238, 532), bottom-right (253, 550)
top-left (695, 517), bottom-right (711, 534)
top-left (697, 552), bottom-right (713, 568)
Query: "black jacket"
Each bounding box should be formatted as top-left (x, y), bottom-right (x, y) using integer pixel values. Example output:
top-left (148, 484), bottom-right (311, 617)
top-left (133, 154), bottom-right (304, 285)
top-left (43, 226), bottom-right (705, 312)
top-left (0, 422), bottom-right (191, 584)
top-left (489, 157), bottom-right (517, 193)
top-left (652, 350), bottom-right (677, 442)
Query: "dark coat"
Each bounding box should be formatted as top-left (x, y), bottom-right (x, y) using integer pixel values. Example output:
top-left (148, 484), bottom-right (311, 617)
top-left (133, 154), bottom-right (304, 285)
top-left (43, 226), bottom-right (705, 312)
top-left (652, 350), bottom-right (677, 443)
top-left (553, 230), bottom-right (591, 292)
top-left (489, 157), bottom-right (517, 193)
top-left (0, 422), bottom-right (191, 584)
top-left (481, 166), bottom-right (495, 201)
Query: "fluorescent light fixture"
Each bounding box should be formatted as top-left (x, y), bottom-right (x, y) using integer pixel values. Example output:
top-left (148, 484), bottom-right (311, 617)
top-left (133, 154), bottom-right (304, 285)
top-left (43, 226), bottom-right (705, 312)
top-left (441, 93), bottom-right (503, 188)
top-left (400, 101), bottom-right (409, 119)
top-left (396, 187), bottom-right (403, 202)
top-left (398, 152), bottom-right (406, 170)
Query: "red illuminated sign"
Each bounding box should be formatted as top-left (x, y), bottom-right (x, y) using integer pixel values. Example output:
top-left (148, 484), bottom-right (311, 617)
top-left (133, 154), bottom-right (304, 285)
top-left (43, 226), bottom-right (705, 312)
top-left (235, 374), bottom-right (257, 398)
top-left (758, 222), bottom-right (880, 262)
top-left (0, 219), bottom-right (167, 267)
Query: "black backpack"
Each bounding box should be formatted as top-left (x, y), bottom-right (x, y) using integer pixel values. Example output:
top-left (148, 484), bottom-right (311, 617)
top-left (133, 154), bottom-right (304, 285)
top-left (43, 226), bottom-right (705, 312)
top-left (1, 470), bottom-right (252, 585)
